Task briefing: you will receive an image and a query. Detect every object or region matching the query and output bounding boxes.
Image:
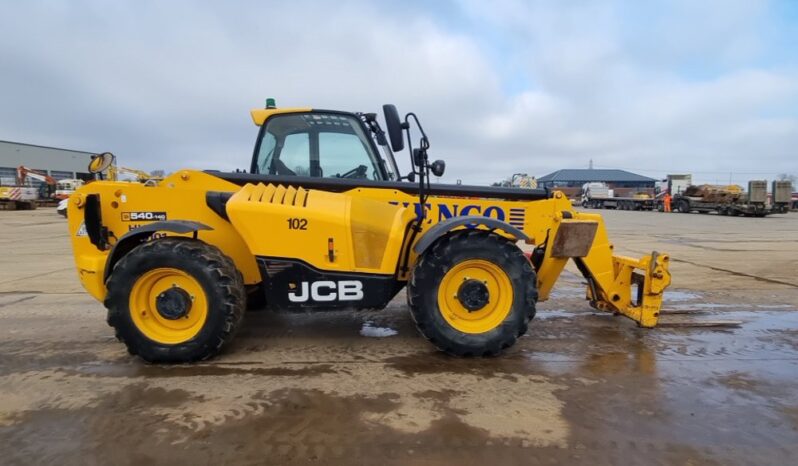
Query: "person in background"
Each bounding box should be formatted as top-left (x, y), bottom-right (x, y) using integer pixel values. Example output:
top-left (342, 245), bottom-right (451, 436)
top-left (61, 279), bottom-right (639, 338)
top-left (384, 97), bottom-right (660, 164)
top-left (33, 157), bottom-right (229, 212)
top-left (664, 191), bottom-right (672, 213)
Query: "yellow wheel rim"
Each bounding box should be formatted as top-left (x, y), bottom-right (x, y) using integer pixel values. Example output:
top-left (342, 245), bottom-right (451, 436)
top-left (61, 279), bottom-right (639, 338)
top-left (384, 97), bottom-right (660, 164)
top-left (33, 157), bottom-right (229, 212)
top-left (129, 268), bottom-right (208, 345)
top-left (437, 259), bottom-right (513, 334)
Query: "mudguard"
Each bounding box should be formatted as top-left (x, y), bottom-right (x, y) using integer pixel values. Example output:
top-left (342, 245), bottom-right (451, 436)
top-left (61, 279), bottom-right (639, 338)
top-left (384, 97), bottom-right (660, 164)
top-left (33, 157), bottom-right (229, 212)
top-left (103, 220), bottom-right (213, 281)
top-left (413, 215), bottom-right (529, 254)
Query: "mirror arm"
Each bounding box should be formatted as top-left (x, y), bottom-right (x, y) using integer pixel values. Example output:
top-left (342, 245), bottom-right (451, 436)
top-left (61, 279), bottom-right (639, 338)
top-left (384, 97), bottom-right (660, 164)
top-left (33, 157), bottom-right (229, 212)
top-left (403, 113), bottom-right (434, 222)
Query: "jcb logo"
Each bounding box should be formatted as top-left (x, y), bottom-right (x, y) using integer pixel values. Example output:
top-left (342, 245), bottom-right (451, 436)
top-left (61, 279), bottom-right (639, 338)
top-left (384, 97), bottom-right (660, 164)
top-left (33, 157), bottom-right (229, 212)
top-left (288, 280), bottom-right (364, 302)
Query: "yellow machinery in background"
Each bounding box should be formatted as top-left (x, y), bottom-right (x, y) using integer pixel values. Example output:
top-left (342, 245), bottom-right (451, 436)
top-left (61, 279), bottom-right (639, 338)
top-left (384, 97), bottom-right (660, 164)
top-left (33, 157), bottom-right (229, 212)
top-left (0, 166), bottom-right (56, 210)
top-left (88, 152), bottom-right (162, 183)
top-left (66, 101), bottom-right (671, 362)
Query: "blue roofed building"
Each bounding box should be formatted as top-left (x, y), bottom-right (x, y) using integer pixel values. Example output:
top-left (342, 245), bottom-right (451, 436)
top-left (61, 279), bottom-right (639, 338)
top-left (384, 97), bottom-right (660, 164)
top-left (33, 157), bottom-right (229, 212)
top-left (537, 168), bottom-right (657, 189)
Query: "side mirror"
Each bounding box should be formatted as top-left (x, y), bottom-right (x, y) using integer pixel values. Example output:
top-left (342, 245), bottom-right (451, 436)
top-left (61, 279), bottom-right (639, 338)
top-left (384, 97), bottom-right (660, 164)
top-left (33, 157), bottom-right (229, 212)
top-left (382, 104), bottom-right (405, 152)
top-left (89, 152), bottom-right (114, 174)
top-left (430, 160), bottom-right (446, 177)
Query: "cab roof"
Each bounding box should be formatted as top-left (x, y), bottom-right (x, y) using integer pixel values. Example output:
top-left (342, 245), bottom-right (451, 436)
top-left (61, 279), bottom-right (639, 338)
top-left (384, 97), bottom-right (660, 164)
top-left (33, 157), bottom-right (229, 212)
top-left (250, 107), bottom-right (312, 126)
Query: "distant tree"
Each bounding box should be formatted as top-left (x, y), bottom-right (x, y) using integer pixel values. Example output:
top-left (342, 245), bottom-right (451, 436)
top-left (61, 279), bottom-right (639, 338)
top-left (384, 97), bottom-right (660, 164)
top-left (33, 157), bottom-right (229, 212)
top-left (777, 173), bottom-right (797, 184)
top-left (150, 170), bottom-right (166, 178)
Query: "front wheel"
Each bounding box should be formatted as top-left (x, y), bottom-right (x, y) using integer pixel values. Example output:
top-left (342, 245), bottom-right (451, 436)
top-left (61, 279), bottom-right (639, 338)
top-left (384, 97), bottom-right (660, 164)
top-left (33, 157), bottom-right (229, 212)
top-left (408, 231), bottom-right (537, 356)
top-left (105, 238), bottom-right (246, 363)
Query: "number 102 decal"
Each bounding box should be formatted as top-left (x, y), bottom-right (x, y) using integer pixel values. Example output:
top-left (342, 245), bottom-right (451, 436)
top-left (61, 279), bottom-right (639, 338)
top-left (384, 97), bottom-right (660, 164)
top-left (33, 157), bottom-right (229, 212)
top-left (287, 218), bottom-right (308, 230)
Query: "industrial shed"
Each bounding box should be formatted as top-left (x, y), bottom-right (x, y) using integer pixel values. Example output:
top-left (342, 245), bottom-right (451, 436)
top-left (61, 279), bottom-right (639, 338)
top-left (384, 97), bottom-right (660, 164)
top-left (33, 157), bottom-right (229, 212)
top-left (0, 140), bottom-right (94, 184)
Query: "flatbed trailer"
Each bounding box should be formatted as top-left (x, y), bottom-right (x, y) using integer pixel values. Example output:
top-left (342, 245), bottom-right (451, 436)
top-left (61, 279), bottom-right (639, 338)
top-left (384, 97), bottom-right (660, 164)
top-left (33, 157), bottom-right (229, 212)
top-left (583, 197), bottom-right (658, 211)
top-left (668, 180), bottom-right (792, 217)
top-left (668, 196), bottom-right (783, 216)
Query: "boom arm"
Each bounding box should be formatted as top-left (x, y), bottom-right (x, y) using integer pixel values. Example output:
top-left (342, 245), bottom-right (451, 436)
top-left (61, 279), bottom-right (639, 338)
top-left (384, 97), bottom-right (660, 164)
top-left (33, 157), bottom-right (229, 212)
top-left (113, 166), bottom-right (159, 182)
top-left (17, 166), bottom-right (56, 185)
top-left (98, 165), bottom-right (161, 183)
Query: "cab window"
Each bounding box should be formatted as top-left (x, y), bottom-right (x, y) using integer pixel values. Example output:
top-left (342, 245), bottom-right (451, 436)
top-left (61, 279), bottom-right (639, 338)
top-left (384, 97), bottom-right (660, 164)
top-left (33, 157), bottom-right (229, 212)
top-left (319, 131), bottom-right (378, 179)
top-left (254, 112), bottom-right (384, 180)
top-left (279, 133), bottom-right (310, 176)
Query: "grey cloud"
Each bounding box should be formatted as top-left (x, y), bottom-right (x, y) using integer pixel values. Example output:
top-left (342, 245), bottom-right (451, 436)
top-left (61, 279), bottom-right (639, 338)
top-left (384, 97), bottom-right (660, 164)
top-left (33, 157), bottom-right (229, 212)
top-left (0, 0), bottom-right (795, 185)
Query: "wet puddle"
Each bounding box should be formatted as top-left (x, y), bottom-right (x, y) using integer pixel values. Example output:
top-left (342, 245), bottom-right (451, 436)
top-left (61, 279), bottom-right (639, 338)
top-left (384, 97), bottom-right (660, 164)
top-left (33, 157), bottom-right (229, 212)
top-left (360, 321), bottom-right (399, 338)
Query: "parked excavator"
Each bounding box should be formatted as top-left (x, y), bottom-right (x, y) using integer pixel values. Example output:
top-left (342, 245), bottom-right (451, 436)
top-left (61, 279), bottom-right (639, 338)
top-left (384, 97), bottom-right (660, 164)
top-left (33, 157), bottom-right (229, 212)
top-left (0, 166), bottom-right (57, 210)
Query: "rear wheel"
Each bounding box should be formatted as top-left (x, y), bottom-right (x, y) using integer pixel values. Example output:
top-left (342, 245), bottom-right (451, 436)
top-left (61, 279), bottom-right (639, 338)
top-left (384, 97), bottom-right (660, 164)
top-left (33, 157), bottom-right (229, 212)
top-left (677, 200), bottom-right (690, 213)
top-left (408, 230), bottom-right (537, 356)
top-left (106, 238), bottom-right (246, 363)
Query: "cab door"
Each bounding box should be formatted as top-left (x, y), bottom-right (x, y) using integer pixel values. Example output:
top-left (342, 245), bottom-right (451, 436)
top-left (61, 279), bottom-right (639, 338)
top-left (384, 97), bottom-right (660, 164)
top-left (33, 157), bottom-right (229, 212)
top-left (251, 112), bottom-right (389, 182)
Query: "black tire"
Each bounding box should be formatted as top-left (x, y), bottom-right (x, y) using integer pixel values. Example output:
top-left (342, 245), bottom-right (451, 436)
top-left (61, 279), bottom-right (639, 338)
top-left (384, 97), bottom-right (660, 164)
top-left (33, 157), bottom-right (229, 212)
top-left (408, 230), bottom-right (537, 357)
top-left (105, 238), bottom-right (246, 363)
top-left (677, 200), bottom-right (690, 213)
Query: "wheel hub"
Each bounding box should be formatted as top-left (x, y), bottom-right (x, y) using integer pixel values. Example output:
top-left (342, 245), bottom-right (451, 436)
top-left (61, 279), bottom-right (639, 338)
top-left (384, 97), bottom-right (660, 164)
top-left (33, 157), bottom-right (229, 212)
top-left (155, 287), bottom-right (192, 320)
top-left (457, 279), bottom-right (490, 312)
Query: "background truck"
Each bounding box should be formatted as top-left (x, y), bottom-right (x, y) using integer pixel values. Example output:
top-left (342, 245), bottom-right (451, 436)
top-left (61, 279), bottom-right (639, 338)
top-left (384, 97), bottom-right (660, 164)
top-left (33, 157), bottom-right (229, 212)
top-left (657, 174), bottom-right (692, 196)
top-left (581, 182), bottom-right (657, 210)
top-left (55, 179), bottom-right (84, 200)
top-left (669, 180), bottom-right (792, 216)
top-left (0, 180), bottom-right (39, 210)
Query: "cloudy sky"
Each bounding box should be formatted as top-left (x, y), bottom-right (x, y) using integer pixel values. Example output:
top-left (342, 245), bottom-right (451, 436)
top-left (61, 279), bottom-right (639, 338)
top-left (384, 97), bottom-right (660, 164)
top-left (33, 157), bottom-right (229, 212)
top-left (1, 0), bottom-right (796, 185)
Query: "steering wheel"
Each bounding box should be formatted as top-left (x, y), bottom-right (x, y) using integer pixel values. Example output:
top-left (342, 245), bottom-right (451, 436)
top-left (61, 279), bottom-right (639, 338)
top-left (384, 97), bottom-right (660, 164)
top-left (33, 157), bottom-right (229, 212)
top-left (338, 165), bottom-right (368, 179)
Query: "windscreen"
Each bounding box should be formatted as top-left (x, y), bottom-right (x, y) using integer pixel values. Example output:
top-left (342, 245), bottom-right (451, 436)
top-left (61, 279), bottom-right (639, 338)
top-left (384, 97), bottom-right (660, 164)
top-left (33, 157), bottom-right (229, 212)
top-left (254, 113), bottom-right (385, 181)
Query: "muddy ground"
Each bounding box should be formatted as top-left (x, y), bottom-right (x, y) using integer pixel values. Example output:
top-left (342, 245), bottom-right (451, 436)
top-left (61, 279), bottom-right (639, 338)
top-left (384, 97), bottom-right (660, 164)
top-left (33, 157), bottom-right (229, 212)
top-left (1, 208), bottom-right (797, 465)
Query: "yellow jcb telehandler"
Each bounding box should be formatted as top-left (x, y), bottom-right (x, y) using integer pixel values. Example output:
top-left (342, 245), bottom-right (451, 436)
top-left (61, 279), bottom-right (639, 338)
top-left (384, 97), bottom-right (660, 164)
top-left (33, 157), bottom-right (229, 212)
top-left (66, 101), bottom-right (671, 362)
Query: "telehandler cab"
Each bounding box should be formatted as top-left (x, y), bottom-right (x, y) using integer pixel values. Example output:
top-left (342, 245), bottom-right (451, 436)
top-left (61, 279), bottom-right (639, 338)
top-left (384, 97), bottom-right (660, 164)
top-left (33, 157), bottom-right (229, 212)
top-left (67, 101), bottom-right (671, 362)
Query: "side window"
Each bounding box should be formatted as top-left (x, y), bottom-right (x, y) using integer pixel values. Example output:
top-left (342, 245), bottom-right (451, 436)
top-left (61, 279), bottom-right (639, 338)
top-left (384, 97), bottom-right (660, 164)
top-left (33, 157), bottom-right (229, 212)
top-left (279, 133), bottom-right (310, 176)
top-left (257, 133), bottom-right (276, 174)
top-left (319, 132), bottom-right (379, 180)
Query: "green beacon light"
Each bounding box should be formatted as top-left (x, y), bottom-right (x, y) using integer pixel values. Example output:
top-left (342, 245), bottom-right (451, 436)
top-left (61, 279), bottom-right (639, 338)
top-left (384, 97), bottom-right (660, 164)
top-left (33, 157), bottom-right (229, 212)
top-left (265, 98), bottom-right (276, 109)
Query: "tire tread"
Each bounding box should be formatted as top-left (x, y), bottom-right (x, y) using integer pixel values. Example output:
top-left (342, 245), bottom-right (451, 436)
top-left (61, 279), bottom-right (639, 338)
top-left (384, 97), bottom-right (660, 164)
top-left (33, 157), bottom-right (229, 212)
top-left (105, 238), bottom-right (245, 363)
top-left (408, 230), bottom-right (537, 357)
